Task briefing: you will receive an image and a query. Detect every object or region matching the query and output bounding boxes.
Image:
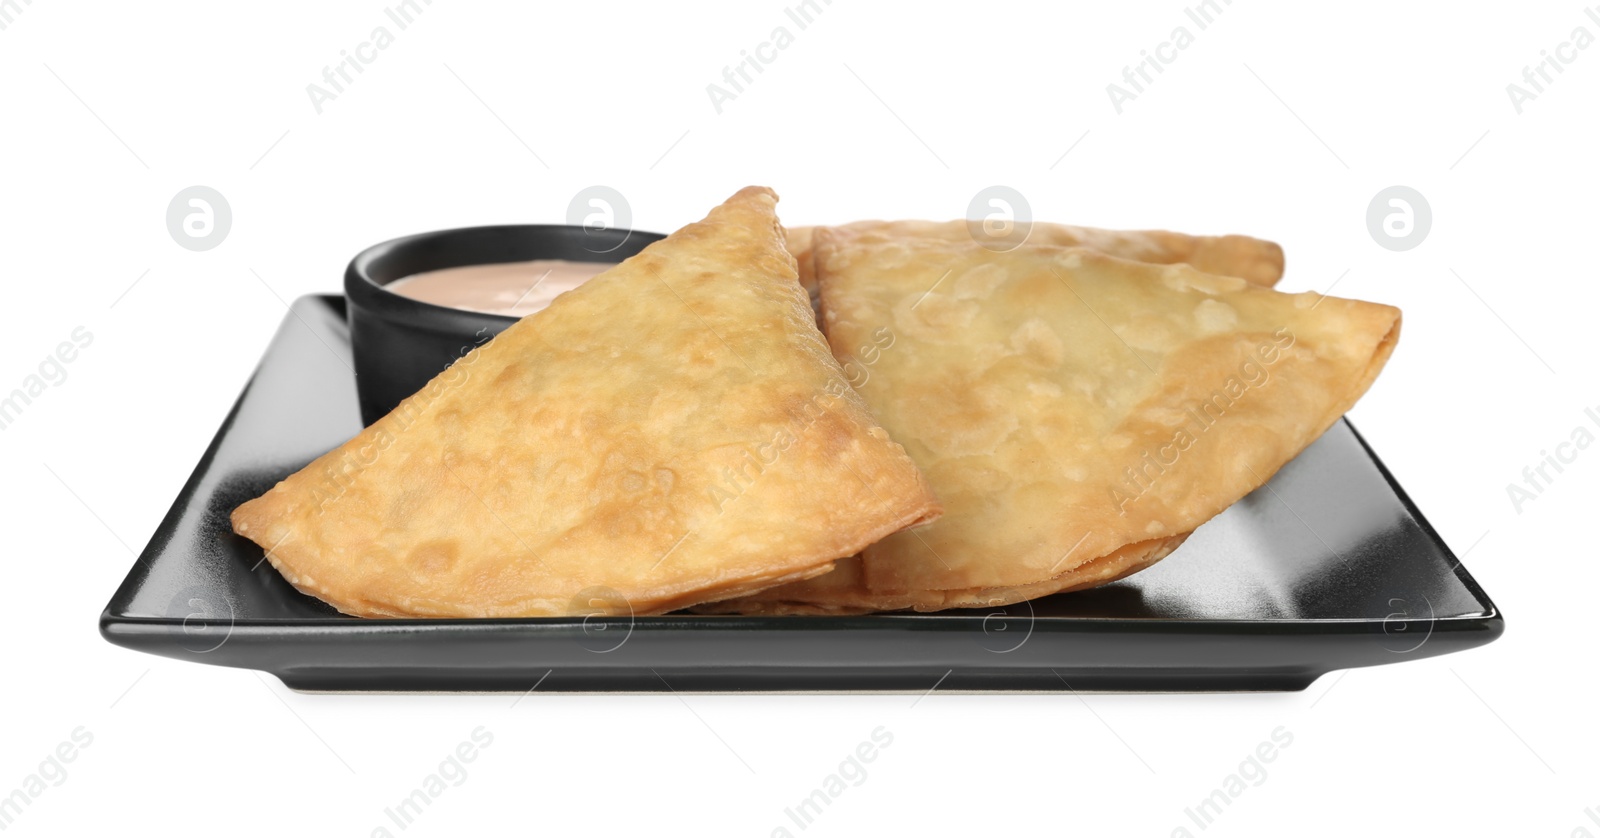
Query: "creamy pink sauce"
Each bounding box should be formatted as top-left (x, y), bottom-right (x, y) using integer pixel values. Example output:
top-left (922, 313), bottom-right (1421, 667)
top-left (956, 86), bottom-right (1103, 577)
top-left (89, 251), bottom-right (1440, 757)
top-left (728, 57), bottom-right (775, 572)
top-left (386, 259), bottom-right (610, 317)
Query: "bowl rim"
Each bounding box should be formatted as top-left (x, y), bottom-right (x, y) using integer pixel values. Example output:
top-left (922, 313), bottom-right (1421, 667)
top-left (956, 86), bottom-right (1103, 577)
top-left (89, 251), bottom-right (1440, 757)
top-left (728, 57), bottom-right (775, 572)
top-left (343, 224), bottom-right (665, 334)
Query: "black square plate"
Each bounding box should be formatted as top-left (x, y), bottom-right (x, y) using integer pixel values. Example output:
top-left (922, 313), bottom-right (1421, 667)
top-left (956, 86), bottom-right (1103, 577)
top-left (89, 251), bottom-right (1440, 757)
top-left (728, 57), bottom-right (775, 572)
top-left (99, 296), bottom-right (1502, 693)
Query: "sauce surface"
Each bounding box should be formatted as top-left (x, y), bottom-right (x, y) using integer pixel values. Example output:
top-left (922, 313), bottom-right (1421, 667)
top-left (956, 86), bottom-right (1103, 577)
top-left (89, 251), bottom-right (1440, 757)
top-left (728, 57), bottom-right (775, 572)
top-left (387, 259), bottom-right (611, 317)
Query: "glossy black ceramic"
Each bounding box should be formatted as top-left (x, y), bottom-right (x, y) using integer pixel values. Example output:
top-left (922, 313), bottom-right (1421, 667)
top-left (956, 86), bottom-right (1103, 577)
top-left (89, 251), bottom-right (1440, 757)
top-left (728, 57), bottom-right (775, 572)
top-left (99, 296), bottom-right (1502, 693)
top-left (344, 224), bottom-right (664, 425)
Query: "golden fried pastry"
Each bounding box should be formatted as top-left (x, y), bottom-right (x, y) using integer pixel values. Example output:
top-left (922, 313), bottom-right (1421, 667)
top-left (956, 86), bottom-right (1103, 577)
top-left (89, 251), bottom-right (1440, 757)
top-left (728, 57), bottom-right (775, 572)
top-left (785, 224), bottom-right (818, 295)
top-left (785, 220), bottom-right (1286, 298)
top-left (713, 233), bottom-right (1397, 613)
top-left (232, 187), bottom-right (941, 618)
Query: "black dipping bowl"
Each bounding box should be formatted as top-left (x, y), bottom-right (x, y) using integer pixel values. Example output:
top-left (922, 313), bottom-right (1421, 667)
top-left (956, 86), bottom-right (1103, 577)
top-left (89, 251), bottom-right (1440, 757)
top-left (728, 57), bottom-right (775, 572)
top-left (345, 225), bottom-right (665, 425)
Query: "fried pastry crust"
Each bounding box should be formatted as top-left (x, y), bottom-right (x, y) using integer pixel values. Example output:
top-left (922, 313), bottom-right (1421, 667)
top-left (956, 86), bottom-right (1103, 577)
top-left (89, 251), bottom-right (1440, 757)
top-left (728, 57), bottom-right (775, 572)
top-left (785, 219), bottom-right (1286, 302)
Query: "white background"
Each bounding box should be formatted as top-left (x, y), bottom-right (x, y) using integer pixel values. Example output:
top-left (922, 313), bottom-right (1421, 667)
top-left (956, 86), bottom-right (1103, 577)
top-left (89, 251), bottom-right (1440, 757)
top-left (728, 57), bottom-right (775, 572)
top-left (2, 0), bottom-right (1596, 835)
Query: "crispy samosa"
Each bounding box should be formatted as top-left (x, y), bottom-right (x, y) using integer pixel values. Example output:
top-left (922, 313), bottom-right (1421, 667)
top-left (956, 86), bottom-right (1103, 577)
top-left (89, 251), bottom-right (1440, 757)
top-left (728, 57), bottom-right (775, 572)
top-left (708, 233), bottom-right (1396, 613)
top-left (232, 187), bottom-right (941, 618)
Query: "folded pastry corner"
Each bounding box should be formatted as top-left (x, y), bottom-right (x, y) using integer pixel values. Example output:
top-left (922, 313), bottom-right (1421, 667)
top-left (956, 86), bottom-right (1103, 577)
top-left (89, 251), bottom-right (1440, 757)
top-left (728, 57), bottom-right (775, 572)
top-left (713, 232), bottom-right (1396, 613)
top-left (232, 186), bottom-right (941, 618)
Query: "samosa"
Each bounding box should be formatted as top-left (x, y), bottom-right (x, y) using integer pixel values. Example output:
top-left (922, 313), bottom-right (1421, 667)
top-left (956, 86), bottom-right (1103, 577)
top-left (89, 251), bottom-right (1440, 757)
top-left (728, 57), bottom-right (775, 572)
top-left (232, 188), bottom-right (941, 618)
top-left (705, 232), bottom-right (1396, 613)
